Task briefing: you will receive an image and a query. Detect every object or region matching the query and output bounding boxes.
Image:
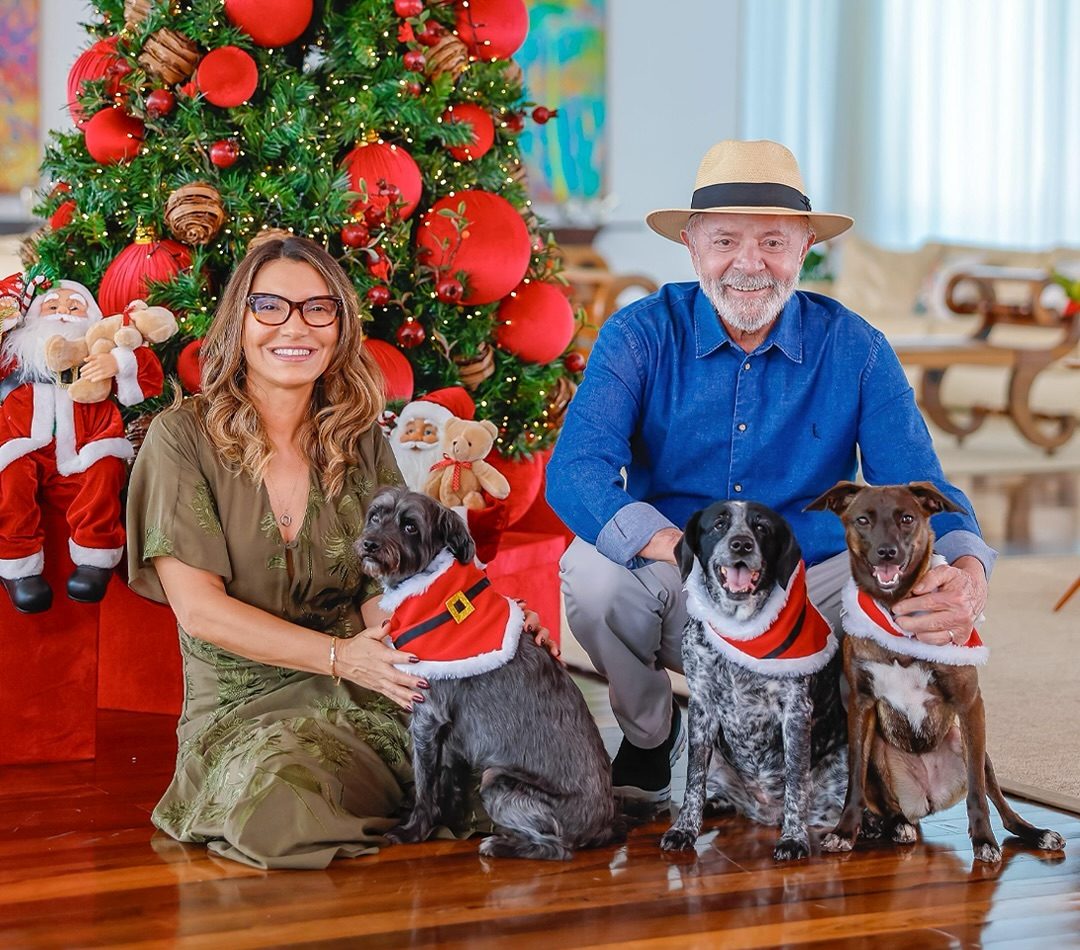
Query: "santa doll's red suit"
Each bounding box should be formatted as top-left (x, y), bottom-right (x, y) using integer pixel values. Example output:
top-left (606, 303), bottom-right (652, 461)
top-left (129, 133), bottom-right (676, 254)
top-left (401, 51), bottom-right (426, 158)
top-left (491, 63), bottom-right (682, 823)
top-left (0, 280), bottom-right (164, 612)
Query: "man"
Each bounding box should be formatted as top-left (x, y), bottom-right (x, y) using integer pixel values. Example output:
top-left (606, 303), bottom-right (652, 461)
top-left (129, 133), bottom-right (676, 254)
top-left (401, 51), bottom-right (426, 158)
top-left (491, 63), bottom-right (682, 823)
top-left (0, 279), bottom-right (164, 613)
top-left (545, 140), bottom-right (994, 808)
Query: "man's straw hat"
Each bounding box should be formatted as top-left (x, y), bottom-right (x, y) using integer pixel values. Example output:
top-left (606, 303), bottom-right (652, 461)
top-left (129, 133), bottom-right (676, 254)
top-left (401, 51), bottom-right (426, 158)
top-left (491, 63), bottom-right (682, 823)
top-left (646, 140), bottom-right (853, 245)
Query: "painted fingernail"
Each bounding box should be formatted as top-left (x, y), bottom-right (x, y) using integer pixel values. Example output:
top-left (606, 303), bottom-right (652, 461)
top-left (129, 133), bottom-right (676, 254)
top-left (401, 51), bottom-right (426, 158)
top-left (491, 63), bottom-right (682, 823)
top-left (413, 694), bottom-right (425, 704)
top-left (418, 679), bottom-right (429, 689)
top-left (405, 702), bottom-right (414, 712)
top-left (409, 655), bottom-right (420, 663)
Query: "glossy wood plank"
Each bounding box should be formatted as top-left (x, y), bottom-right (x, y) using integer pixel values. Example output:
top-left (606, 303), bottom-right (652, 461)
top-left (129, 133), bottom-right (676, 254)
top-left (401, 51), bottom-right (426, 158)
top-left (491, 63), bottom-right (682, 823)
top-left (1, 687), bottom-right (1078, 948)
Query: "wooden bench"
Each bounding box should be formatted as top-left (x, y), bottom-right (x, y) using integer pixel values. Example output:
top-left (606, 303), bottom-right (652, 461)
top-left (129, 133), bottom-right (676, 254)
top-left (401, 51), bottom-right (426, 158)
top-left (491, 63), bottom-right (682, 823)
top-left (892, 266), bottom-right (1080, 453)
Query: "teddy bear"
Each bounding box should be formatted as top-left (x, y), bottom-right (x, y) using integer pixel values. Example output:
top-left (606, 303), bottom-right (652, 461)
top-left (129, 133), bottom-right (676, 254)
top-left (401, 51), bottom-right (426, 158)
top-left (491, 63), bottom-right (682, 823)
top-left (45, 299), bottom-right (178, 404)
top-left (424, 417), bottom-right (511, 511)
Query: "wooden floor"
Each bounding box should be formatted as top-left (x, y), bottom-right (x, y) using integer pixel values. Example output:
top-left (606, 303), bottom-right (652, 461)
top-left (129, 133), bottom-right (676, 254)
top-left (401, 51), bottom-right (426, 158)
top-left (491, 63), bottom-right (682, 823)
top-left (2, 677), bottom-right (1079, 949)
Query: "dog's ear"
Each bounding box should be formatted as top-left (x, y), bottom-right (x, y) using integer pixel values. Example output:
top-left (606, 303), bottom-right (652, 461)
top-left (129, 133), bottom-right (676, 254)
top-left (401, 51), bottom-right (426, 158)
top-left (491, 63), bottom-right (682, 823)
top-left (677, 510), bottom-right (704, 581)
top-left (439, 506), bottom-right (477, 564)
top-left (805, 481), bottom-right (862, 515)
top-left (774, 517), bottom-right (803, 589)
top-left (908, 481), bottom-right (965, 515)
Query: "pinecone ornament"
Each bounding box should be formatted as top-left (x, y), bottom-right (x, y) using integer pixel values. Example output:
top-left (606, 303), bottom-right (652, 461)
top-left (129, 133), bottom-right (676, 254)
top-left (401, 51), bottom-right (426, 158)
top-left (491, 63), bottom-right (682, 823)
top-left (165, 182), bottom-right (227, 244)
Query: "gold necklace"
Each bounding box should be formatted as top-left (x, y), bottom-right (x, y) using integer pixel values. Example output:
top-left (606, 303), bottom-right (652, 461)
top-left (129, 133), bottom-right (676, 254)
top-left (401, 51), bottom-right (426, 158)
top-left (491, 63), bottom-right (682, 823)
top-left (266, 464), bottom-right (307, 529)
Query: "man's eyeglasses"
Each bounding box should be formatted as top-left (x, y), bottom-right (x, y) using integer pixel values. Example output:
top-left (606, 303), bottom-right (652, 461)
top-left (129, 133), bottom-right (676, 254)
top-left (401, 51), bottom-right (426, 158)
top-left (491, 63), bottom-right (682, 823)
top-left (247, 293), bottom-right (343, 327)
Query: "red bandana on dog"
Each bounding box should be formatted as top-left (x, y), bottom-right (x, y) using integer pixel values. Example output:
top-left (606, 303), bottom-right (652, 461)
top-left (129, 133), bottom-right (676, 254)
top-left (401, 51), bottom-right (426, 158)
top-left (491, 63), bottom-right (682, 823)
top-left (379, 549), bottom-right (522, 680)
top-left (685, 560), bottom-right (837, 677)
top-left (840, 579), bottom-right (989, 667)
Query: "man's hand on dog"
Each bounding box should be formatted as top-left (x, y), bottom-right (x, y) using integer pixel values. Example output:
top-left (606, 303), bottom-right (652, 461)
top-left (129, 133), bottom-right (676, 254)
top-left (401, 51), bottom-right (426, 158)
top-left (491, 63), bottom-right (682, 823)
top-left (891, 556), bottom-right (988, 646)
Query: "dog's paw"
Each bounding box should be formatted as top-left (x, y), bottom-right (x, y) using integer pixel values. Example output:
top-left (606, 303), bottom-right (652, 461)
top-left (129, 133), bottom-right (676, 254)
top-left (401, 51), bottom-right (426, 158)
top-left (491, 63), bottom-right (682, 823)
top-left (859, 810), bottom-right (887, 840)
top-left (972, 840), bottom-right (1003, 864)
top-left (772, 837), bottom-right (810, 862)
top-left (384, 823), bottom-right (425, 845)
top-left (660, 827), bottom-right (698, 852)
top-left (821, 832), bottom-right (854, 853)
top-left (891, 821), bottom-right (918, 844)
top-left (1036, 830), bottom-right (1066, 852)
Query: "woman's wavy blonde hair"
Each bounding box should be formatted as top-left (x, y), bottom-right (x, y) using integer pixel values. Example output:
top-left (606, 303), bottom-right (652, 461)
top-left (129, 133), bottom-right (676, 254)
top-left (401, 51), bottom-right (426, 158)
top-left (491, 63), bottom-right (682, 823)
top-left (195, 236), bottom-right (385, 499)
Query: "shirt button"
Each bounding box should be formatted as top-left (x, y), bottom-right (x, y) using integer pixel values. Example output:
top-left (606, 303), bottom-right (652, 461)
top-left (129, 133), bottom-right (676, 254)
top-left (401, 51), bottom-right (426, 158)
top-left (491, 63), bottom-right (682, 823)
top-left (738, 423), bottom-right (747, 432)
top-left (743, 362), bottom-right (751, 370)
top-left (734, 484), bottom-right (743, 493)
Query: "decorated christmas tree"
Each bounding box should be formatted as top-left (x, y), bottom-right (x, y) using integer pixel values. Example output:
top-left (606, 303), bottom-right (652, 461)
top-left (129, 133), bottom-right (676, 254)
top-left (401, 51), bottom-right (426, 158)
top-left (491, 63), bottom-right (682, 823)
top-left (26, 0), bottom-right (582, 457)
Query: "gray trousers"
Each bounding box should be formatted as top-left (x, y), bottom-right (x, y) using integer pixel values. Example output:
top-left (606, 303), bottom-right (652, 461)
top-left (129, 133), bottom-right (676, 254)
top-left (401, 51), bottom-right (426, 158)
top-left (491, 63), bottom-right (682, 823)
top-left (560, 538), bottom-right (852, 749)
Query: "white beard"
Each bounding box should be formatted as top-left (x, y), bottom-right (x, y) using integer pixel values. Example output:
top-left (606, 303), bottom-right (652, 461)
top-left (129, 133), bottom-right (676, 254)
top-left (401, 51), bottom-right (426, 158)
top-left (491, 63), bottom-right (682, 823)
top-left (699, 269), bottom-right (798, 334)
top-left (392, 439), bottom-right (443, 492)
top-left (1, 316), bottom-right (91, 380)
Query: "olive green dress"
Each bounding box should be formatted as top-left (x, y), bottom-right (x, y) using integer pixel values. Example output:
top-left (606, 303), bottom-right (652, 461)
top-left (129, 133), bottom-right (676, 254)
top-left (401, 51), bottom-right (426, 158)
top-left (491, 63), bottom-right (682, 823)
top-left (126, 400), bottom-right (415, 870)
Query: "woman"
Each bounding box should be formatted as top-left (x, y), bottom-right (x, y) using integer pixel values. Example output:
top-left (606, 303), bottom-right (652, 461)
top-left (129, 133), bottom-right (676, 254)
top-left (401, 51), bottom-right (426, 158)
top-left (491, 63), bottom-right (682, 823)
top-left (128, 237), bottom-right (539, 869)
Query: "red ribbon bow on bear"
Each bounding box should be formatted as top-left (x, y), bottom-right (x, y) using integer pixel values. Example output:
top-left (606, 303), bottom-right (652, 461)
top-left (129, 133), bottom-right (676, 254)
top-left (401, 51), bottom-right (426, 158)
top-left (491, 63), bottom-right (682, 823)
top-left (429, 455), bottom-right (472, 491)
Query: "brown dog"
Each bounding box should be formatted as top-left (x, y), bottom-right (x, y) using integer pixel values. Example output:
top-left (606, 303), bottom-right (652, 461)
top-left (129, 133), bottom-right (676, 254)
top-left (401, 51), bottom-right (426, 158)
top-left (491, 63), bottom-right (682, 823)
top-left (806, 481), bottom-right (1065, 863)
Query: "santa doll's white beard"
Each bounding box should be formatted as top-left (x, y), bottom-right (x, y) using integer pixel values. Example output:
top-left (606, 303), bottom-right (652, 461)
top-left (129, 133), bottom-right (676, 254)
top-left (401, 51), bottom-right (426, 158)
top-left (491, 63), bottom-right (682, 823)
top-left (393, 442), bottom-right (442, 492)
top-left (1, 315), bottom-right (91, 379)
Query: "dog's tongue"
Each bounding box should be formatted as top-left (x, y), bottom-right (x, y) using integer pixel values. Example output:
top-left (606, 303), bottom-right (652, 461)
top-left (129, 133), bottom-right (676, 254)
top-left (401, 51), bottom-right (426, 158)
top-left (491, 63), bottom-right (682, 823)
top-left (725, 566), bottom-right (755, 592)
top-left (873, 564), bottom-right (902, 585)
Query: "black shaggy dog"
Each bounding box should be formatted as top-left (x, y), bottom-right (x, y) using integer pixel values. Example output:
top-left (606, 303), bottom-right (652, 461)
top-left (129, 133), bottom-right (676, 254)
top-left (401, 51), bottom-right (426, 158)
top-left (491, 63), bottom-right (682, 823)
top-left (661, 500), bottom-right (847, 861)
top-left (358, 486), bottom-right (621, 861)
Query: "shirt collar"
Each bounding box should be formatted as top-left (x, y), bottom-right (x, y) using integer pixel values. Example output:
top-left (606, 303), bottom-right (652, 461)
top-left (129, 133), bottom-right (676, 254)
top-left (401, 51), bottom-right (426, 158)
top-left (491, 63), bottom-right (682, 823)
top-left (693, 287), bottom-right (805, 364)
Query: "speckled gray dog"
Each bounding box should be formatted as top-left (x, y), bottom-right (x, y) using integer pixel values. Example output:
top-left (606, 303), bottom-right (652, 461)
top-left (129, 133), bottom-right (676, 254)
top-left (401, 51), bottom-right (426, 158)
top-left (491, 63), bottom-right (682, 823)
top-left (660, 500), bottom-right (847, 861)
top-left (359, 486), bottom-right (621, 860)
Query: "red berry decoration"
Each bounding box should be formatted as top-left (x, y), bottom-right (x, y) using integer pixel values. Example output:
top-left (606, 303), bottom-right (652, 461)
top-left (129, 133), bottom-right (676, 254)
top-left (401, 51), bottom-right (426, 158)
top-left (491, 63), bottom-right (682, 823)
top-left (396, 319), bottom-right (426, 348)
top-left (532, 106), bottom-right (558, 124)
top-left (393, 0), bottom-right (424, 16)
top-left (406, 81), bottom-right (423, 97)
top-left (363, 204), bottom-right (386, 229)
top-left (415, 19), bottom-right (445, 46)
top-left (209, 139), bottom-right (240, 168)
top-left (340, 221), bottom-right (369, 247)
top-left (505, 111), bottom-right (525, 134)
top-left (145, 88), bottom-right (176, 118)
top-left (564, 352), bottom-right (586, 373)
top-left (436, 276), bottom-right (464, 303)
top-left (403, 51), bottom-right (426, 72)
top-left (366, 285), bottom-right (391, 307)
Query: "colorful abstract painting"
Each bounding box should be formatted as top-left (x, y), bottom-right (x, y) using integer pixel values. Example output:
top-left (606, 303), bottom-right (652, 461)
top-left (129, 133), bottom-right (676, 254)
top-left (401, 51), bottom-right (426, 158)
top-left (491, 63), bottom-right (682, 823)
top-left (517, 0), bottom-right (605, 209)
top-left (0, 0), bottom-right (40, 193)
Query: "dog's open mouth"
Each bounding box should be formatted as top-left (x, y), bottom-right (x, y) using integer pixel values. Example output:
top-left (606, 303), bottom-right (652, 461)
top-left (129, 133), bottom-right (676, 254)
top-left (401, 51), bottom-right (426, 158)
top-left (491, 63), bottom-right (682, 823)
top-left (871, 562), bottom-right (907, 590)
top-left (720, 563), bottom-right (761, 595)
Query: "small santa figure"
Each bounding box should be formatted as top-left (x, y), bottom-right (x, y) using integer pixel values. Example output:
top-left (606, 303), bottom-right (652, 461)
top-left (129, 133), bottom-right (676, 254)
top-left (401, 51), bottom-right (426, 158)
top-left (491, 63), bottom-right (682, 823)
top-left (388, 386), bottom-right (478, 492)
top-left (0, 279), bottom-right (164, 613)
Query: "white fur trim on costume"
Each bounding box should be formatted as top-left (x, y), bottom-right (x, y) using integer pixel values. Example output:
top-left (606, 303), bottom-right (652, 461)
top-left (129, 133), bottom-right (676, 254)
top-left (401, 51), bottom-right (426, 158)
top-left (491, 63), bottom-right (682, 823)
top-left (0, 550), bottom-right (45, 580)
top-left (840, 579), bottom-right (989, 667)
top-left (397, 599), bottom-right (524, 680)
top-left (684, 560), bottom-right (794, 641)
top-left (701, 621), bottom-right (838, 678)
top-left (69, 540), bottom-right (123, 569)
top-left (111, 346), bottom-right (144, 406)
top-left (0, 383), bottom-right (53, 473)
top-left (378, 547), bottom-right (457, 613)
top-left (52, 388), bottom-right (134, 476)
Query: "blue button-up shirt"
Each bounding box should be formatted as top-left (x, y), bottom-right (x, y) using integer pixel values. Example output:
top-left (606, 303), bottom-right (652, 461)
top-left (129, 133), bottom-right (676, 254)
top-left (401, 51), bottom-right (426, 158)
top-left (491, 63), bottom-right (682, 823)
top-left (546, 281), bottom-right (995, 572)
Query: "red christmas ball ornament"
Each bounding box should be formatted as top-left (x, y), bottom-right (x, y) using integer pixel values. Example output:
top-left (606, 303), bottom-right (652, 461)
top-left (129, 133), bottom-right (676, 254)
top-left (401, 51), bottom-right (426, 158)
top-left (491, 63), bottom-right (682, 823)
top-left (415, 190), bottom-right (531, 305)
top-left (531, 105), bottom-right (558, 124)
top-left (365, 338), bottom-right (414, 402)
top-left (396, 319), bottom-right (426, 348)
top-left (67, 37), bottom-right (124, 127)
top-left (340, 221), bottom-right (369, 247)
top-left (455, 0), bottom-right (529, 61)
top-left (504, 111), bottom-right (525, 134)
top-left (406, 81), bottom-right (423, 97)
top-left (98, 229), bottom-right (193, 316)
top-left (177, 339), bottom-right (204, 394)
top-left (366, 285), bottom-right (391, 307)
top-left (403, 50), bottom-right (426, 72)
top-left (145, 88), bottom-right (176, 119)
top-left (563, 351), bottom-right (586, 374)
top-left (495, 280), bottom-right (576, 364)
top-left (342, 141), bottom-right (423, 221)
top-left (223, 0), bottom-right (313, 47)
top-left (435, 276), bottom-right (464, 303)
top-left (415, 19), bottom-right (446, 46)
top-left (50, 200), bottom-right (77, 231)
top-left (83, 107), bottom-right (145, 164)
top-left (394, 0), bottom-right (424, 16)
top-left (442, 103), bottom-right (495, 162)
top-left (197, 46), bottom-right (259, 108)
top-left (209, 138), bottom-right (241, 168)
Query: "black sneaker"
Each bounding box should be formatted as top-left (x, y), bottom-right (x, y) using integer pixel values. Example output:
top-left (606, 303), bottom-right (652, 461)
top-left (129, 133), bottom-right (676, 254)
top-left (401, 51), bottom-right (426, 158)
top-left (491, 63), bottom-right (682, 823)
top-left (611, 700), bottom-right (686, 807)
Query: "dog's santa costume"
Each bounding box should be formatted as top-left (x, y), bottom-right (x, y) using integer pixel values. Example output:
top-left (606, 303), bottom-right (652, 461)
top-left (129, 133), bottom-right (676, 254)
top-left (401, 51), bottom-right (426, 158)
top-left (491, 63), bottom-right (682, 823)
top-left (379, 548), bottom-right (524, 680)
top-left (685, 559), bottom-right (838, 677)
top-left (0, 280), bottom-right (163, 595)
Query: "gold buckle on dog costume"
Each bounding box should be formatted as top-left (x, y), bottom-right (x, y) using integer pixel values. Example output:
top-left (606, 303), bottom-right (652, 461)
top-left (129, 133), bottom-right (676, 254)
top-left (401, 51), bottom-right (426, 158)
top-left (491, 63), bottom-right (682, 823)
top-left (446, 591), bottom-right (475, 623)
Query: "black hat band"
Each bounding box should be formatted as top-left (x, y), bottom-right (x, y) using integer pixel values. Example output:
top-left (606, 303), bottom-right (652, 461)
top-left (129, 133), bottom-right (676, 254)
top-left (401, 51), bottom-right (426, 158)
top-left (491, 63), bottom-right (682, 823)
top-left (691, 182), bottom-right (811, 212)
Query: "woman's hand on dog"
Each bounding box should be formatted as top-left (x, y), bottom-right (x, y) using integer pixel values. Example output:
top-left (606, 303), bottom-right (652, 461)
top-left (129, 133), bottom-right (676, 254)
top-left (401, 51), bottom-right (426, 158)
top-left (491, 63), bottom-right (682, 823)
top-left (517, 600), bottom-right (563, 665)
top-left (891, 557), bottom-right (988, 646)
top-left (339, 620), bottom-right (427, 710)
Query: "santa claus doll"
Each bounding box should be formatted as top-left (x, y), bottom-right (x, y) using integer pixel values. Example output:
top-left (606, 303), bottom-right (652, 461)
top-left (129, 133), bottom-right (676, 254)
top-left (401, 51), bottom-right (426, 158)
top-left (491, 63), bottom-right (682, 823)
top-left (0, 279), bottom-right (164, 613)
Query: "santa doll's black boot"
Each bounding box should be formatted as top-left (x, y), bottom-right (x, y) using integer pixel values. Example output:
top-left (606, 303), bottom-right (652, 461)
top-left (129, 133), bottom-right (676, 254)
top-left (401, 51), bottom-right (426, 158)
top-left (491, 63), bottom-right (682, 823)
top-left (67, 566), bottom-right (112, 604)
top-left (2, 575), bottom-right (53, 614)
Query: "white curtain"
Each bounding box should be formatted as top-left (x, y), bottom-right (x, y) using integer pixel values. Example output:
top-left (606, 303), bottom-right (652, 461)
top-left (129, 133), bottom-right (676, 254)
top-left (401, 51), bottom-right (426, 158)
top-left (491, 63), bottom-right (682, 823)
top-left (739, 0), bottom-right (1080, 249)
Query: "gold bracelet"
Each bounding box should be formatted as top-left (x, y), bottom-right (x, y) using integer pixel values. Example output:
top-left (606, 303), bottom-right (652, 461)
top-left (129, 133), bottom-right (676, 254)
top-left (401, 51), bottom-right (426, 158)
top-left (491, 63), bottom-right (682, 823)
top-left (329, 636), bottom-right (341, 685)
